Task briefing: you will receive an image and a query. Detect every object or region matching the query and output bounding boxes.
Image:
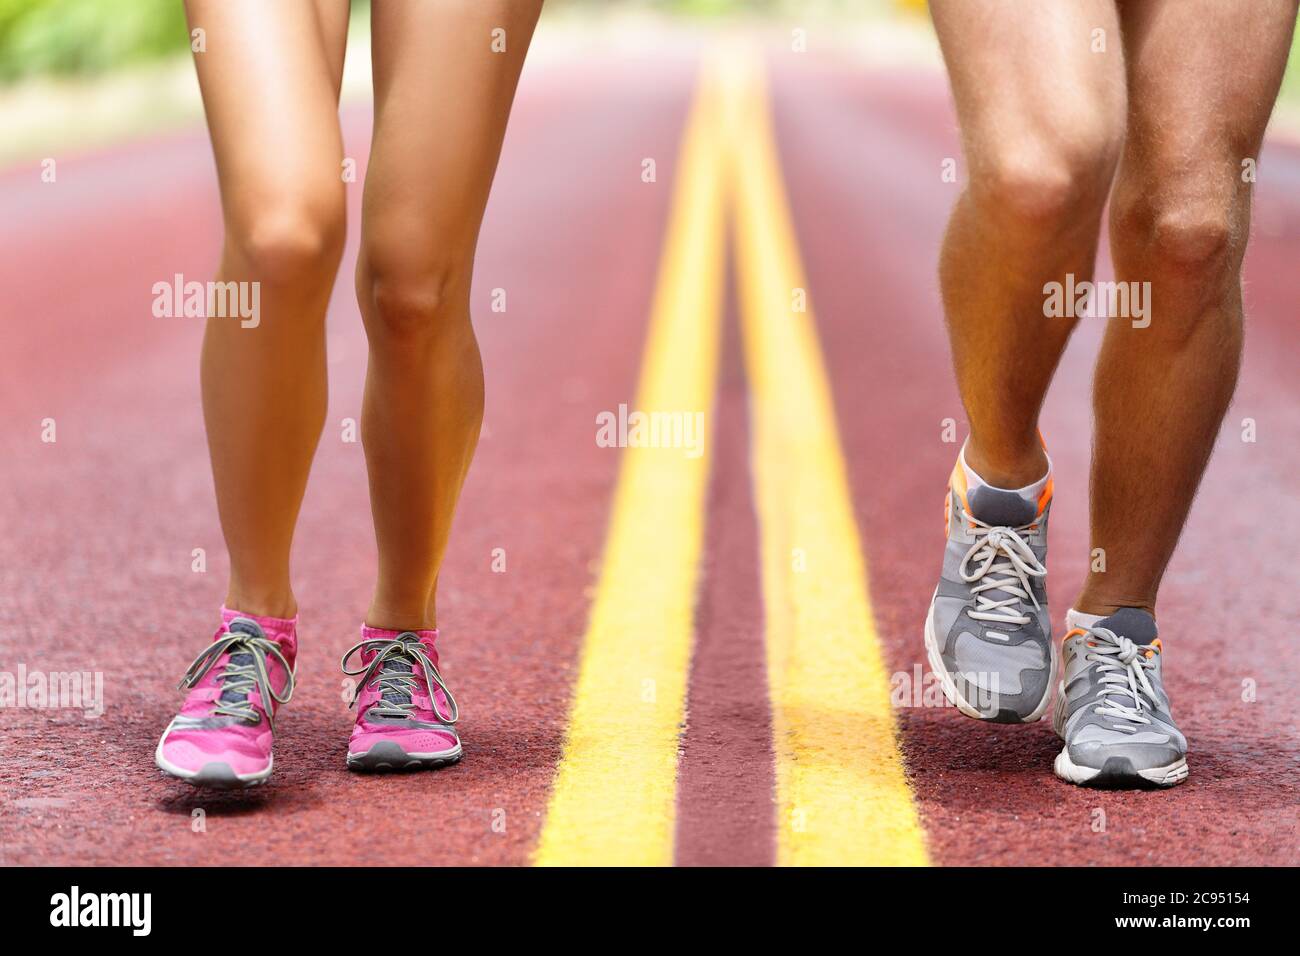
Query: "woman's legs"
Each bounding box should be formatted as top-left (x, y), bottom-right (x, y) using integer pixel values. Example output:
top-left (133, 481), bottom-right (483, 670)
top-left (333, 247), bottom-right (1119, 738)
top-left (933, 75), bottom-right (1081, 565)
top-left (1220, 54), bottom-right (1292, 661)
top-left (184, 0), bottom-right (351, 618)
top-left (358, 0), bottom-right (543, 630)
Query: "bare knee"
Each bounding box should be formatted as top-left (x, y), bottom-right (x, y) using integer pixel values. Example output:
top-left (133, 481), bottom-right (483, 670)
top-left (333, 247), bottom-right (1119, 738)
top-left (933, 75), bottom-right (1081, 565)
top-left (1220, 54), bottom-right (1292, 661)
top-left (969, 126), bottom-right (1120, 229)
top-left (1109, 171), bottom-right (1247, 346)
top-left (230, 191), bottom-right (346, 288)
top-left (1112, 185), bottom-right (1240, 274)
top-left (358, 247), bottom-right (475, 350)
top-left (1154, 212), bottom-right (1234, 269)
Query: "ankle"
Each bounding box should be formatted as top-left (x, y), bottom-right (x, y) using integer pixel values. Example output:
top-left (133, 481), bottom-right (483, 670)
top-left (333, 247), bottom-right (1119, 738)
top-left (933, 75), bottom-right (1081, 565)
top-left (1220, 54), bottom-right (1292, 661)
top-left (1072, 594), bottom-right (1156, 619)
top-left (225, 587), bottom-right (298, 621)
top-left (963, 436), bottom-right (1049, 489)
top-left (365, 603), bottom-right (436, 632)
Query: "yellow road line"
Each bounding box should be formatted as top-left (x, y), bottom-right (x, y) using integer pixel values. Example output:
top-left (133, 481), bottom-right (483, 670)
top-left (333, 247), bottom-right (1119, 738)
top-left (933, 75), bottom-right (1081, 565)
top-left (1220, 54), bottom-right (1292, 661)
top-left (533, 64), bottom-right (728, 866)
top-left (724, 51), bottom-right (930, 866)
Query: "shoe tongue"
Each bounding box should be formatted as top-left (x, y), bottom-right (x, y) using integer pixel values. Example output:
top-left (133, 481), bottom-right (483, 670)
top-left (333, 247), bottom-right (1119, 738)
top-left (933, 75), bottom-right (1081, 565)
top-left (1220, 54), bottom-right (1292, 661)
top-left (378, 633), bottom-right (422, 708)
top-left (220, 618), bottom-right (264, 704)
top-left (967, 485), bottom-right (1036, 528)
top-left (1096, 608), bottom-right (1158, 644)
top-left (227, 618), bottom-right (265, 640)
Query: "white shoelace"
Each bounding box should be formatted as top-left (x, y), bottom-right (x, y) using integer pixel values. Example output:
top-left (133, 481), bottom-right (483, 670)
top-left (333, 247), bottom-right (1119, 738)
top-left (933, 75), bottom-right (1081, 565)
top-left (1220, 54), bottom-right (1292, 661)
top-left (958, 514), bottom-right (1047, 626)
top-left (1082, 626), bottom-right (1160, 731)
top-left (178, 632), bottom-right (295, 724)
top-left (341, 634), bottom-right (459, 724)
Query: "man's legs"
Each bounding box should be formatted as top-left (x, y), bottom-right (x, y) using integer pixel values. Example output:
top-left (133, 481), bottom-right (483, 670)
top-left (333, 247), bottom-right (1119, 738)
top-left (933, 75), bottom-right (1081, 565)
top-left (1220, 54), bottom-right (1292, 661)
top-left (924, 2), bottom-right (1127, 725)
top-left (930, 0), bottom-right (1126, 487)
top-left (1077, 0), bottom-right (1299, 616)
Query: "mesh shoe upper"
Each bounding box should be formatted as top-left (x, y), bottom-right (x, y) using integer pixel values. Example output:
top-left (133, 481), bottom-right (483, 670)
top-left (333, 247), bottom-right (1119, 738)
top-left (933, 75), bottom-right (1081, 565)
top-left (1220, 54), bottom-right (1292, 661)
top-left (1054, 608), bottom-right (1186, 773)
top-left (159, 615), bottom-right (297, 777)
top-left (929, 464), bottom-right (1053, 721)
top-left (343, 627), bottom-right (460, 757)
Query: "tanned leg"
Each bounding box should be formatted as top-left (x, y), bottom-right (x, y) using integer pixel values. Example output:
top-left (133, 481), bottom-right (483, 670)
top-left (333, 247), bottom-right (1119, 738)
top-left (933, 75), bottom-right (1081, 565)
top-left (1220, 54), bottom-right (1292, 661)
top-left (929, 0), bottom-right (1126, 486)
top-left (1076, 0), bottom-right (1298, 616)
top-left (358, 0), bottom-right (543, 629)
top-left (185, 0), bottom-right (351, 618)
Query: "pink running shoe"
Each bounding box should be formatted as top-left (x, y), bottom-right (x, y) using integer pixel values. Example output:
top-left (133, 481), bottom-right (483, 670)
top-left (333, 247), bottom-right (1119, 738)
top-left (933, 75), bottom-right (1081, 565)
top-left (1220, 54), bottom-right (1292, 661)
top-left (341, 626), bottom-right (461, 772)
top-left (155, 610), bottom-right (297, 789)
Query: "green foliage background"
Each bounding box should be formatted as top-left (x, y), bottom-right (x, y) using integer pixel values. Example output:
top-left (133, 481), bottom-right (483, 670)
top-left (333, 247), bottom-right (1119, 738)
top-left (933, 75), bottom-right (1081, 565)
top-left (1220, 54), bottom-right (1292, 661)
top-left (0, 0), bottom-right (188, 82)
top-left (0, 0), bottom-right (1296, 107)
top-left (0, 0), bottom-right (863, 85)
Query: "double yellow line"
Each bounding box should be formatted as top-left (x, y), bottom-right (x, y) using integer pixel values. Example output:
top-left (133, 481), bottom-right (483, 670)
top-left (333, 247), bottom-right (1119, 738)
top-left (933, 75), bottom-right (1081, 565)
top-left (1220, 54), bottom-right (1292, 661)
top-left (534, 50), bottom-right (928, 867)
top-left (532, 62), bottom-right (727, 867)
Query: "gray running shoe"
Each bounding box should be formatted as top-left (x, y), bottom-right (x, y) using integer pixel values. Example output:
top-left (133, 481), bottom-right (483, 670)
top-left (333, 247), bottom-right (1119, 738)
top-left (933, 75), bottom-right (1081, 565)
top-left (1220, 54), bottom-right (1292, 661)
top-left (924, 462), bottom-right (1054, 722)
top-left (1053, 608), bottom-right (1188, 788)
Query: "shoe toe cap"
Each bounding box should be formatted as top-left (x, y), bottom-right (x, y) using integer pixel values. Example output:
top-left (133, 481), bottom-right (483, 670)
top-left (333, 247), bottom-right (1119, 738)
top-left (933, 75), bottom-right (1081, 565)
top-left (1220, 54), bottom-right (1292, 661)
top-left (160, 727), bottom-right (271, 776)
top-left (349, 724), bottom-right (460, 758)
top-left (1068, 737), bottom-right (1183, 772)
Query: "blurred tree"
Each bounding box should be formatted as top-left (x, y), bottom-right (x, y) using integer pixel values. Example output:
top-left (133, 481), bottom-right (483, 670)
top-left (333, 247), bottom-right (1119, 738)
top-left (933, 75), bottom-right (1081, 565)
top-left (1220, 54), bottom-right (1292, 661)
top-left (0, 0), bottom-right (187, 83)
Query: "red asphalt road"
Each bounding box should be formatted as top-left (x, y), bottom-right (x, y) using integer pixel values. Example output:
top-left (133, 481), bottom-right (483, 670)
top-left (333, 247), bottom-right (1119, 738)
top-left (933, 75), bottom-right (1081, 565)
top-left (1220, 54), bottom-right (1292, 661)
top-left (0, 50), bottom-right (695, 866)
top-left (772, 55), bottom-right (1300, 865)
top-left (1, 41), bottom-right (1297, 866)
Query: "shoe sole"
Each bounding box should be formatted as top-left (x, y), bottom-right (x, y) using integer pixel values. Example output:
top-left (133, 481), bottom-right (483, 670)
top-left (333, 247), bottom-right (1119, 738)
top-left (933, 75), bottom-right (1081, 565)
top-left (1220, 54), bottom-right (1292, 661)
top-left (1053, 748), bottom-right (1189, 788)
top-left (154, 731), bottom-right (272, 790)
top-left (924, 586), bottom-right (1055, 724)
top-left (346, 740), bottom-right (463, 773)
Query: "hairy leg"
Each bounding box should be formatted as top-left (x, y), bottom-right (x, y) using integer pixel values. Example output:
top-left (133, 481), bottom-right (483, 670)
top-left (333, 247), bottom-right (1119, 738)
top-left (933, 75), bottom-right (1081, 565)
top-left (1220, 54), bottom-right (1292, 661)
top-left (184, 0), bottom-right (350, 618)
top-left (358, 0), bottom-right (543, 629)
top-left (929, 0), bottom-right (1126, 485)
top-left (1077, 0), bottom-right (1298, 616)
